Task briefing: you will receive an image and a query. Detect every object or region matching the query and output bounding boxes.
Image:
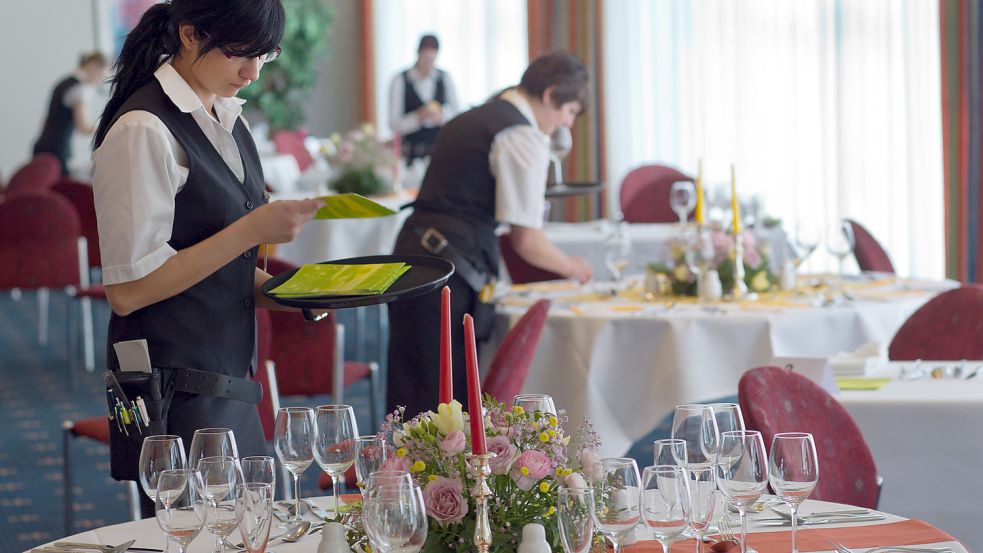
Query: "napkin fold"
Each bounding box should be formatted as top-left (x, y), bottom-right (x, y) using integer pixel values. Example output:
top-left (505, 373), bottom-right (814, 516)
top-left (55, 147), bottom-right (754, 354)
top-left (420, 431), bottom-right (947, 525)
top-left (269, 263), bottom-right (410, 297)
top-left (314, 193), bottom-right (398, 219)
top-left (829, 342), bottom-right (885, 377)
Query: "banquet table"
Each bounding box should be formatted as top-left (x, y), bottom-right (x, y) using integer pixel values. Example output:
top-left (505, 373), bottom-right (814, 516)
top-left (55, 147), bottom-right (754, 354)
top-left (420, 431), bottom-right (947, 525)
top-left (30, 496), bottom-right (965, 553)
top-left (487, 275), bottom-right (957, 459)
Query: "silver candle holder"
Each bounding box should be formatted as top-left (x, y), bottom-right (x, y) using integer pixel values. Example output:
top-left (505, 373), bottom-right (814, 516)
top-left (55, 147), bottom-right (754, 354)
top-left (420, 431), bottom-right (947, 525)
top-left (730, 231), bottom-right (749, 300)
top-left (466, 452), bottom-right (496, 553)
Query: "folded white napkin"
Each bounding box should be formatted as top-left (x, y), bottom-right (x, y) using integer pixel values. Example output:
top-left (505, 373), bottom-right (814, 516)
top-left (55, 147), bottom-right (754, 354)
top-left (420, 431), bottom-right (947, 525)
top-left (828, 342), bottom-right (886, 377)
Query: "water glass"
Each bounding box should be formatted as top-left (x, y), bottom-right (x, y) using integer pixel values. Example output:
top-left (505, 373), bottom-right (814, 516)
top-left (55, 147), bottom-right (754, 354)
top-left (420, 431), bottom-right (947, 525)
top-left (274, 407), bottom-right (315, 522)
top-left (354, 436), bottom-right (389, 496)
top-left (671, 404), bottom-right (719, 468)
top-left (139, 435), bottom-right (187, 503)
top-left (189, 428), bottom-right (238, 469)
top-left (826, 220), bottom-right (855, 275)
top-left (710, 403), bottom-right (745, 435)
top-left (237, 482), bottom-right (274, 553)
top-left (716, 430), bottom-right (768, 553)
top-left (198, 456), bottom-right (244, 553)
top-left (670, 181), bottom-right (697, 224)
top-left (241, 456), bottom-right (276, 494)
top-left (792, 221), bottom-right (820, 269)
top-left (590, 458), bottom-right (641, 553)
top-left (641, 465), bottom-right (689, 553)
top-left (557, 487), bottom-right (594, 553)
top-left (684, 466), bottom-right (717, 551)
top-left (653, 438), bottom-right (687, 467)
top-left (603, 221), bottom-right (632, 282)
top-left (155, 469), bottom-right (207, 553)
top-left (314, 404), bottom-right (358, 515)
top-left (362, 478), bottom-right (428, 553)
top-left (512, 394), bottom-right (556, 416)
top-left (769, 433), bottom-right (819, 553)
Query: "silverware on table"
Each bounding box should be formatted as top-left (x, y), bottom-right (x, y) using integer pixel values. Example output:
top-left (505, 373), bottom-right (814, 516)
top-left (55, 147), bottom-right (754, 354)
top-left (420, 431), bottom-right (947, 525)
top-left (51, 541), bottom-right (137, 553)
top-left (828, 540), bottom-right (952, 553)
top-left (755, 514), bottom-right (887, 527)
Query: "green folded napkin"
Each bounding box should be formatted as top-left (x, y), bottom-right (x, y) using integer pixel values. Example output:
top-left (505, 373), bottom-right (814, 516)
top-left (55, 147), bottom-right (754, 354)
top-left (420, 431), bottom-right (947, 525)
top-left (314, 193), bottom-right (398, 219)
top-left (269, 263), bottom-right (410, 297)
top-left (836, 377), bottom-right (892, 391)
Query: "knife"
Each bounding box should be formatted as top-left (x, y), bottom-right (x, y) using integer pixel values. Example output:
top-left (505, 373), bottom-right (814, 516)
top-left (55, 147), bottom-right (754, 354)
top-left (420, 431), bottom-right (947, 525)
top-left (52, 541), bottom-right (140, 553)
top-left (756, 515), bottom-right (887, 527)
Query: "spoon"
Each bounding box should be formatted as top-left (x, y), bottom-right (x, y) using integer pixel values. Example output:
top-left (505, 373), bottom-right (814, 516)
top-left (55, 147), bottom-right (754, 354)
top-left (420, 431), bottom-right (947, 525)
top-left (225, 520), bottom-right (313, 550)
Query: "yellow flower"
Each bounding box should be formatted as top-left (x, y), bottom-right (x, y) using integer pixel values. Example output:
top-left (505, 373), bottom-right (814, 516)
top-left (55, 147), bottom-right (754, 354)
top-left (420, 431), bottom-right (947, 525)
top-left (532, 422), bottom-right (539, 430)
top-left (428, 474), bottom-right (438, 481)
top-left (547, 430), bottom-right (557, 438)
top-left (548, 415), bottom-right (558, 427)
top-left (555, 466), bottom-right (565, 477)
top-left (411, 460), bottom-right (426, 472)
top-left (562, 468), bottom-right (573, 477)
top-left (329, 132), bottom-right (342, 145)
top-left (396, 448), bottom-right (407, 458)
top-left (544, 506), bottom-right (556, 517)
top-left (751, 270), bottom-right (771, 293)
top-left (538, 482), bottom-right (550, 493)
top-left (539, 432), bottom-right (550, 443)
top-left (433, 400), bottom-right (465, 436)
top-left (512, 406), bottom-right (525, 415)
top-left (520, 466), bottom-right (530, 476)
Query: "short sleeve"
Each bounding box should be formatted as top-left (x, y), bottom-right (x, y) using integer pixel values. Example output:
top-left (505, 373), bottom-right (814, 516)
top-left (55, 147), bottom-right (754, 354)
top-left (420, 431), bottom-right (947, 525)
top-left (489, 125), bottom-right (550, 229)
top-left (92, 112), bottom-right (185, 285)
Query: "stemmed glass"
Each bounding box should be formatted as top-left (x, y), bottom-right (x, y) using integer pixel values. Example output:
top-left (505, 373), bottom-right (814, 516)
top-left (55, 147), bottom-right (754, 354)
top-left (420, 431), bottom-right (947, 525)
top-left (362, 477), bottom-right (428, 553)
top-left (189, 428), bottom-right (238, 469)
top-left (354, 436), bottom-right (389, 497)
top-left (826, 220), bottom-right (855, 276)
top-left (590, 458), bottom-right (641, 553)
top-left (512, 394), bottom-right (557, 416)
top-left (671, 404), bottom-right (719, 468)
top-left (557, 487), bottom-right (595, 553)
top-left (274, 407), bottom-right (315, 523)
top-left (198, 456), bottom-right (244, 553)
top-left (768, 433), bottom-right (819, 553)
top-left (603, 220), bottom-right (632, 283)
top-left (653, 438), bottom-right (687, 467)
top-left (792, 221), bottom-right (820, 269)
top-left (685, 466), bottom-right (717, 551)
top-left (155, 468), bottom-right (207, 553)
top-left (237, 482), bottom-right (274, 553)
top-left (641, 465), bottom-right (689, 553)
top-left (314, 404), bottom-right (359, 515)
top-left (670, 182), bottom-right (697, 224)
top-left (140, 436), bottom-right (187, 553)
top-left (710, 403), bottom-right (745, 435)
top-left (241, 456), bottom-right (276, 491)
top-left (716, 430), bottom-right (769, 553)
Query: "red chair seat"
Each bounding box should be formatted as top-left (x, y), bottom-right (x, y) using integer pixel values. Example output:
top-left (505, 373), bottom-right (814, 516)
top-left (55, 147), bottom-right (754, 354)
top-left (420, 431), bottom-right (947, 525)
top-left (847, 219), bottom-right (894, 274)
top-left (70, 416), bottom-right (110, 444)
top-left (482, 300), bottom-right (551, 404)
top-left (619, 164), bottom-right (694, 223)
top-left (317, 465), bottom-right (358, 490)
top-left (889, 285), bottom-right (983, 360)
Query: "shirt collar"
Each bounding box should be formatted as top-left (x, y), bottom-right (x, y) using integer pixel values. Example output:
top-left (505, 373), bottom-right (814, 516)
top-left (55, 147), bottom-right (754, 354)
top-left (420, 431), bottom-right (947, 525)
top-left (499, 88), bottom-right (543, 135)
top-left (154, 62), bottom-right (245, 132)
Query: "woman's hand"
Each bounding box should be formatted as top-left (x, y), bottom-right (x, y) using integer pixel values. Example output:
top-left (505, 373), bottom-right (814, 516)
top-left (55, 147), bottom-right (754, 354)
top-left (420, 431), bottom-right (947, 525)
top-left (241, 198), bottom-right (323, 246)
top-left (567, 256), bottom-right (593, 284)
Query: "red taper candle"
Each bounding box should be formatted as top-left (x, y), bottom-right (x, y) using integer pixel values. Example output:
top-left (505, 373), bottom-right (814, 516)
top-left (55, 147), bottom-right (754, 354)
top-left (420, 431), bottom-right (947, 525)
top-left (438, 286), bottom-right (453, 405)
top-left (463, 314), bottom-right (487, 455)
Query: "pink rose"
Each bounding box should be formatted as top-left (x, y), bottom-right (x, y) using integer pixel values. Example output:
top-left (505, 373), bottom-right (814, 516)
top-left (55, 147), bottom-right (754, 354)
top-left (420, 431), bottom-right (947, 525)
top-left (511, 450), bottom-right (552, 491)
top-left (580, 449), bottom-right (603, 482)
top-left (742, 232), bottom-right (762, 267)
top-left (440, 430), bottom-right (466, 456)
top-left (378, 456), bottom-right (411, 473)
top-left (564, 472), bottom-right (588, 491)
top-left (422, 477), bottom-right (469, 525)
top-left (486, 436), bottom-right (517, 475)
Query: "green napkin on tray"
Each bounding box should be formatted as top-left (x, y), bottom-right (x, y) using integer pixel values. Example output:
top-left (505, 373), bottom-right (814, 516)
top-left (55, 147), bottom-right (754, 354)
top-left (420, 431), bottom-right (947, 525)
top-left (314, 193), bottom-right (398, 219)
top-left (269, 263), bottom-right (410, 297)
top-left (836, 377), bottom-right (892, 391)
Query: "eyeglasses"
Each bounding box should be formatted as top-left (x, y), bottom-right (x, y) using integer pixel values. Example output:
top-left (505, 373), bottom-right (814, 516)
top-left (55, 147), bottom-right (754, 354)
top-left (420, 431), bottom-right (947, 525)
top-left (218, 45), bottom-right (282, 64)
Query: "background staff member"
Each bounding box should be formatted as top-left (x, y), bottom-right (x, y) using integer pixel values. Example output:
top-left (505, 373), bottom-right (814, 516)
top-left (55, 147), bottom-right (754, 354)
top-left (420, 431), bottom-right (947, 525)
top-left (92, 0), bottom-right (321, 514)
top-left (388, 34), bottom-right (460, 162)
top-left (32, 52), bottom-right (109, 174)
top-left (387, 51), bottom-right (593, 417)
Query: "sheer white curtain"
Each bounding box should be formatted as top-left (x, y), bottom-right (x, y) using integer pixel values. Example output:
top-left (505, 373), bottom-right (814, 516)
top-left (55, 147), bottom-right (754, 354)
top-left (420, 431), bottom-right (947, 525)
top-left (603, 0), bottom-right (943, 278)
top-left (373, 0), bottom-right (528, 138)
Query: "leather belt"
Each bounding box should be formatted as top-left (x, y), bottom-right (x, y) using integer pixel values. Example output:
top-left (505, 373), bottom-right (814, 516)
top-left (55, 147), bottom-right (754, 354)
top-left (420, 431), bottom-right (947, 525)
top-left (412, 225), bottom-right (489, 293)
top-left (170, 368), bottom-right (262, 404)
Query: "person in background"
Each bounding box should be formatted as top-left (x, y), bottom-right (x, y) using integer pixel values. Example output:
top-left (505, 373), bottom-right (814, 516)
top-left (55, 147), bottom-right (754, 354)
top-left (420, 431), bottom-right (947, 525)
top-left (388, 33), bottom-right (460, 163)
top-left (33, 52), bottom-right (109, 174)
top-left (387, 51), bottom-right (594, 418)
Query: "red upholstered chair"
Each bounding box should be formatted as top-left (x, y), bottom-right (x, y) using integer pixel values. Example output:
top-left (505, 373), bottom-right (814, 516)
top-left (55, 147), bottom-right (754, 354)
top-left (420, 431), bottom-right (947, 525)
top-left (499, 234), bottom-right (563, 284)
top-left (6, 154), bottom-right (61, 198)
top-left (619, 164), bottom-right (694, 223)
top-left (847, 219), bottom-right (895, 274)
top-left (272, 129), bottom-right (315, 172)
top-left (738, 366), bottom-right (881, 508)
top-left (888, 285), bottom-right (983, 360)
top-left (482, 299), bottom-right (552, 404)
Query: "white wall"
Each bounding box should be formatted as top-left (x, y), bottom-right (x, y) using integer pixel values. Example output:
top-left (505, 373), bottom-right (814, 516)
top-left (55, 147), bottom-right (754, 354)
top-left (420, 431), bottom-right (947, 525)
top-left (306, 0), bottom-right (362, 137)
top-left (0, 1), bottom-right (99, 179)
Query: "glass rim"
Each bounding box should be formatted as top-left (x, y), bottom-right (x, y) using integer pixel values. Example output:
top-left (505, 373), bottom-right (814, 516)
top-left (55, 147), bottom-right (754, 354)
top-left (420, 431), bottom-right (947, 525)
top-left (720, 429), bottom-right (760, 438)
top-left (772, 432), bottom-right (814, 440)
top-left (193, 427), bottom-right (234, 434)
top-left (277, 406), bottom-right (314, 413)
top-left (144, 434), bottom-right (182, 441)
top-left (241, 481), bottom-right (272, 491)
top-left (653, 438), bottom-right (686, 444)
top-left (197, 454), bottom-right (237, 465)
top-left (240, 455), bottom-right (274, 462)
top-left (513, 393), bottom-right (552, 399)
top-left (159, 467), bottom-right (194, 476)
top-left (645, 464), bottom-right (687, 476)
top-left (315, 404), bottom-right (354, 411)
top-left (356, 435), bottom-right (385, 441)
top-left (709, 402), bottom-right (740, 409)
top-left (557, 485), bottom-right (594, 495)
top-left (674, 403), bottom-right (713, 411)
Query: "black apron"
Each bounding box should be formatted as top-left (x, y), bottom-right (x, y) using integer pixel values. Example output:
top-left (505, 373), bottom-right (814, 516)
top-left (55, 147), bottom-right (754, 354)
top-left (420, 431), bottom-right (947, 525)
top-left (33, 75), bottom-right (80, 175)
top-left (401, 69), bottom-right (446, 162)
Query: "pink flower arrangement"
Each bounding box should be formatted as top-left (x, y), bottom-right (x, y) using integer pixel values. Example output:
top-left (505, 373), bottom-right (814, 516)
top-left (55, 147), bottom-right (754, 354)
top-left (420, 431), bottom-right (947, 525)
top-left (510, 450), bottom-right (552, 491)
top-left (486, 435), bottom-right (517, 475)
top-left (439, 430), bottom-right (467, 456)
top-left (422, 476), bottom-right (469, 525)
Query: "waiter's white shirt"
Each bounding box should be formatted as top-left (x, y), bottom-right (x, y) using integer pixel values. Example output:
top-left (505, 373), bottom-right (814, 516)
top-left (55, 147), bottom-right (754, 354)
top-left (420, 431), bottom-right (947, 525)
top-left (93, 62), bottom-right (249, 286)
top-left (490, 88), bottom-right (550, 230)
top-left (388, 66), bottom-right (460, 135)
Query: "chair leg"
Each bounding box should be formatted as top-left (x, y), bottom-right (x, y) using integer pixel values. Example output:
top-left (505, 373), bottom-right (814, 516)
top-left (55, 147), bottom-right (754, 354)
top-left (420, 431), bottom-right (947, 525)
top-left (62, 423), bottom-right (73, 536)
top-left (38, 288), bottom-right (50, 345)
top-left (126, 481), bottom-right (141, 521)
top-left (81, 296), bottom-right (95, 372)
top-left (368, 362), bottom-right (380, 430)
top-left (67, 299), bottom-right (79, 391)
top-left (355, 307), bottom-right (366, 362)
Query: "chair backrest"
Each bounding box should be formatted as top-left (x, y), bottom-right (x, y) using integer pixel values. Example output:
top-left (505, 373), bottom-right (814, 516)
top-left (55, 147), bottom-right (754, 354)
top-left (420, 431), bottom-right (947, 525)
top-left (847, 219), bottom-right (894, 273)
top-left (738, 366), bottom-right (879, 508)
top-left (482, 300), bottom-right (551, 404)
top-left (52, 178), bottom-right (100, 268)
top-left (619, 164), bottom-right (694, 223)
top-left (6, 154), bottom-right (62, 198)
top-left (0, 192), bottom-right (83, 289)
top-left (254, 308), bottom-right (277, 441)
top-left (888, 284), bottom-right (983, 360)
top-left (272, 129), bottom-right (314, 172)
top-left (499, 234), bottom-right (563, 284)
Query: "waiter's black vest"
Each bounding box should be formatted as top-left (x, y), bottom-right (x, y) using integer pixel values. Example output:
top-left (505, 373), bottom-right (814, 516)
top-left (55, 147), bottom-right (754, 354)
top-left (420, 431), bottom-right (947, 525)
top-left (105, 80), bottom-right (266, 377)
top-left (33, 75), bottom-right (80, 174)
top-left (401, 69), bottom-right (445, 162)
top-left (408, 98), bottom-right (530, 273)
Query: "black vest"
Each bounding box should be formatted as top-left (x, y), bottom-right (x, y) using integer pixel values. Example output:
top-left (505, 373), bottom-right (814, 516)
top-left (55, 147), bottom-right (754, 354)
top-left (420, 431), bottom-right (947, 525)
top-left (105, 80), bottom-right (266, 378)
top-left (33, 75), bottom-right (80, 174)
top-left (401, 69), bottom-right (445, 162)
top-left (407, 98), bottom-right (530, 273)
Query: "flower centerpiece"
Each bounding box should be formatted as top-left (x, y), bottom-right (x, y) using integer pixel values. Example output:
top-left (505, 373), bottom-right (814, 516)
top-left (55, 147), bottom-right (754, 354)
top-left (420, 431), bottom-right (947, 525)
top-left (647, 229), bottom-right (777, 296)
top-left (346, 398), bottom-right (601, 553)
top-left (323, 123), bottom-right (397, 197)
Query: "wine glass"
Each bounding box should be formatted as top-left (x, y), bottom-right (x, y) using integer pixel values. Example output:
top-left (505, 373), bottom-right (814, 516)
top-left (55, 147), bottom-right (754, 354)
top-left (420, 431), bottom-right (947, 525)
top-left (710, 403), bottom-right (745, 435)
top-left (512, 394), bottom-right (557, 416)
top-left (557, 486), bottom-right (595, 553)
top-left (354, 436), bottom-right (389, 497)
top-left (155, 469), bottom-right (207, 553)
top-left (670, 404), bottom-right (719, 468)
top-left (670, 182), bottom-right (697, 224)
top-left (140, 436), bottom-right (187, 553)
top-left (717, 430), bottom-right (769, 553)
top-left (189, 428), bottom-right (238, 469)
top-left (792, 221), bottom-right (820, 269)
top-left (769, 433), bottom-right (819, 553)
top-left (826, 219), bottom-right (855, 276)
top-left (237, 482), bottom-right (274, 553)
top-left (198, 456), bottom-right (244, 553)
top-left (314, 404), bottom-right (358, 515)
top-left (362, 478), bottom-right (428, 553)
top-left (590, 458), bottom-right (641, 553)
top-left (641, 465), bottom-right (690, 553)
top-left (241, 456), bottom-right (276, 489)
top-left (604, 221), bottom-right (632, 283)
top-left (685, 465), bottom-right (717, 552)
top-left (653, 438), bottom-right (687, 467)
top-left (274, 407), bottom-right (315, 523)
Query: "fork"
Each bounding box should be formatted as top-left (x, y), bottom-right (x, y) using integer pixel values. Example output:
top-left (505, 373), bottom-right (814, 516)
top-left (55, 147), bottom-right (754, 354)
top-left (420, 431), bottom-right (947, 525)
top-left (828, 540), bottom-right (953, 553)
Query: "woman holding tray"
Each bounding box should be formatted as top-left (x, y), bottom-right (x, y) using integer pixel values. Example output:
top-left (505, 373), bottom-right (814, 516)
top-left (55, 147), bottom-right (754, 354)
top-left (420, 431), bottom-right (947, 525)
top-left (92, 0), bottom-right (320, 513)
top-left (388, 51), bottom-right (594, 417)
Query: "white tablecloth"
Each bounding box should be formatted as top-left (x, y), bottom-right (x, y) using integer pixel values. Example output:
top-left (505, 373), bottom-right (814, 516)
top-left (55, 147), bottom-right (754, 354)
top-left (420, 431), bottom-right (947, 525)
top-left (259, 154), bottom-right (301, 193)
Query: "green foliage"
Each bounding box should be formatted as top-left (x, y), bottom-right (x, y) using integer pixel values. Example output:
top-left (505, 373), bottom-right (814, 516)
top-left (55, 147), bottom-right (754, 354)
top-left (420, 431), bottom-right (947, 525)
top-left (238, 0), bottom-right (332, 130)
top-left (331, 167), bottom-right (390, 196)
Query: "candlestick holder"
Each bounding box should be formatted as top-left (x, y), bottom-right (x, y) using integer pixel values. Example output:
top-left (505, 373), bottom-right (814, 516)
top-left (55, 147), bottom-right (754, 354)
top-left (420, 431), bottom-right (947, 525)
top-left (729, 231), bottom-right (749, 300)
top-left (466, 452), bottom-right (496, 553)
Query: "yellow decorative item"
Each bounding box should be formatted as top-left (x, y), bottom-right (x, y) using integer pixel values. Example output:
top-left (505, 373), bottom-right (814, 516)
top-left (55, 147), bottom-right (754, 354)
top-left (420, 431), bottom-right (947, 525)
top-left (730, 163), bottom-right (740, 235)
top-left (695, 159), bottom-right (704, 225)
top-left (432, 399), bottom-right (465, 435)
top-left (269, 262), bottom-right (409, 297)
top-left (836, 377), bottom-right (892, 391)
top-left (314, 193), bottom-right (398, 219)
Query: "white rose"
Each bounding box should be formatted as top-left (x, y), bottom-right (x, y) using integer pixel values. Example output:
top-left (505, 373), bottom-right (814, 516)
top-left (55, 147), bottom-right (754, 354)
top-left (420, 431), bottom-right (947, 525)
top-left (432, 400), bottom-right (465, 436)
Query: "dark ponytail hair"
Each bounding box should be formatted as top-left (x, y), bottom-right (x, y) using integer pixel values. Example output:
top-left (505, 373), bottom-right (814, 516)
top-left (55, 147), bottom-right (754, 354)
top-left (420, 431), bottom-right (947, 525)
top-left (95, 0), bottom-right (285, 147)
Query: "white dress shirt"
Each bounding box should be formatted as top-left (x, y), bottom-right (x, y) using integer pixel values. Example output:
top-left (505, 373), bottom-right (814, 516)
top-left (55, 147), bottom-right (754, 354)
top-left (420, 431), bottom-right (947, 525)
top-left (388, 66), bottom-right (460, 135)
top-left (92, 62), bottom-right (249, 286)
top-left (489, 88), bottom-right (549, 230)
